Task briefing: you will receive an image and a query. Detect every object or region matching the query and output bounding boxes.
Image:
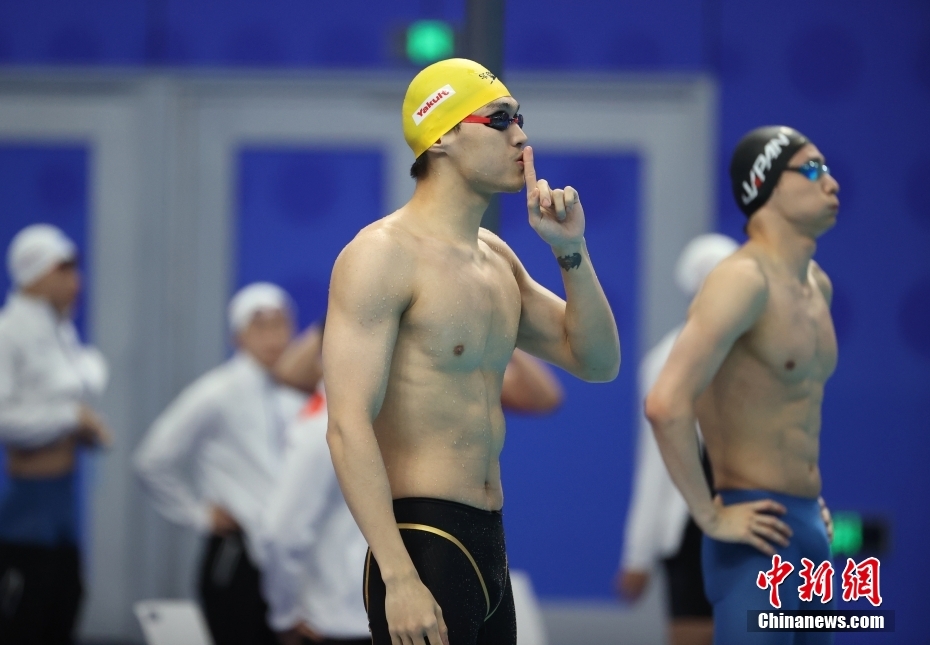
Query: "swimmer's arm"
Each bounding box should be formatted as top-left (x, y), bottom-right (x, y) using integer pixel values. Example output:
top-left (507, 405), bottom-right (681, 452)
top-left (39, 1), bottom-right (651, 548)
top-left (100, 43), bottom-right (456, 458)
top-left (483, 231), bottom-right (620, 382)
top-left (324, 232), bottom-right (415, 582)
top-left (646, 260), bottom-right (769, 530)
top-left (325, 233), bottom-right (449, 644)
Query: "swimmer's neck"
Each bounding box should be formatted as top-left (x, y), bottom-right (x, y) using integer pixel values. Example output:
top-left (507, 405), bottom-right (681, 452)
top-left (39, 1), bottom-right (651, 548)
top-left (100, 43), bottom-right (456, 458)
top-left (404, 170), bottom-right (492, 246)
top-left (746, 208), bottom-right (818, 283)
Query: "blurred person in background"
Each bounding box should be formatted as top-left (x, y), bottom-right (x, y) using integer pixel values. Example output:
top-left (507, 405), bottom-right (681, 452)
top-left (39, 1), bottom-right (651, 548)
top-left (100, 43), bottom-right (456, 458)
top-left (616, 234), bottom-right (738, 645)
top-left (263, 324), bottom-right (563, 645)
top-left (0, 224), bottom-right (110, 644)
top-left (646, 127), bottom-right (838, 645)
top-left (134, 282), bottom-right (304, 645)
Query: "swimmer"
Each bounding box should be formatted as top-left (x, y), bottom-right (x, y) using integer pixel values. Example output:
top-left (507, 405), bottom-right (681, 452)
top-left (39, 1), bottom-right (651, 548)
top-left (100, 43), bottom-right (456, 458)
top-left (646, 126), bottom-right (839, 645)
top-left (324, 58), bottom-right (620, 645)
top-left (618, 233), bottom-right (739, 645)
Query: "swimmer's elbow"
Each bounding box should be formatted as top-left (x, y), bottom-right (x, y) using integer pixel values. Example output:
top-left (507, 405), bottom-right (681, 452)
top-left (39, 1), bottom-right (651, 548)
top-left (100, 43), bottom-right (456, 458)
top-left (578, 349), bottom-right (621, 383)
top-left (326, 413), bottom-right (374, 455)
top-left (644, 390), bottom-right (687, 433)
top-left (644, 394), bottom-right (665, 428)
top-left (325, 418), bottom-right (349, 457)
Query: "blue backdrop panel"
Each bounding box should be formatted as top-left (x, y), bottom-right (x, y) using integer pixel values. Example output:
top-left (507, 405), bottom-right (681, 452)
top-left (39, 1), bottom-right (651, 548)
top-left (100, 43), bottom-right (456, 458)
top-left (0, 0), bottom-right (148, 65)
top-left (236, 147), bottom-right (384, 329)
top-left (498, 152), bottom-right (639, 598)
top-left (0, 144), bottom-right (89, 539)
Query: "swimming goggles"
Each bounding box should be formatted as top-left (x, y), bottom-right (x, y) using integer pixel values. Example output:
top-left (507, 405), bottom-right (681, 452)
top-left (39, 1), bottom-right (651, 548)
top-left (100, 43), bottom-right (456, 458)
top-left (461, 111), bottom-right (524, 131)
top-left (786, 160), bottom-right (831, 181)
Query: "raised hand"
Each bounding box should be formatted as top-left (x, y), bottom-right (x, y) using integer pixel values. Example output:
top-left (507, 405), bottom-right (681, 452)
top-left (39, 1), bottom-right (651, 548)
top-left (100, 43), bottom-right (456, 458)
top-left (523, 146), bottom-right (585, 249)
top-left (703, 494), bottom-right (793, 556)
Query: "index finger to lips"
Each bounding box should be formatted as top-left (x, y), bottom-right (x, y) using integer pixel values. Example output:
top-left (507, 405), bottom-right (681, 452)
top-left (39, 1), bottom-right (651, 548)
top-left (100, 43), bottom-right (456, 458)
top-left (523, 146), bottom-right (537, 187)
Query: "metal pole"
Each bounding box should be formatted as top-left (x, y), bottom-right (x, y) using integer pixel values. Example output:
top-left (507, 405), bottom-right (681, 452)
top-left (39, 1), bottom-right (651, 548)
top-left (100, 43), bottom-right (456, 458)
top-left (463, 0), bottom-right (506, 233)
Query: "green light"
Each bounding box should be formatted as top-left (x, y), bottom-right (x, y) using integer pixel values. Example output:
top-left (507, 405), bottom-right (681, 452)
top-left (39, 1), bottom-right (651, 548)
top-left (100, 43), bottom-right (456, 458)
top-left (831, 512), bottom-right (863, 556)
top-left (406, 20), bottom-right (454, 64)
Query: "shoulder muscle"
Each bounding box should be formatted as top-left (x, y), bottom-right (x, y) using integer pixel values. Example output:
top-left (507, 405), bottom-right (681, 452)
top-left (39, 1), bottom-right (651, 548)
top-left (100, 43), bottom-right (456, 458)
top-left (809, 260), bottom-right (833, 306)
top-left (329, 225), bottom-right (415, 318)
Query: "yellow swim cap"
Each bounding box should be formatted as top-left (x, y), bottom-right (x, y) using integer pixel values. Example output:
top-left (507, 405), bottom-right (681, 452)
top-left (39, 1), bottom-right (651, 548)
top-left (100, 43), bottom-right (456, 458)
top-left (402, 58), bottom-right (511, 158)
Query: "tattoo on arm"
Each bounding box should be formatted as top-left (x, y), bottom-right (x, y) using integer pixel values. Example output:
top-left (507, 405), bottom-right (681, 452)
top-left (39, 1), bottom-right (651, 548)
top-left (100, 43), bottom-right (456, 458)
top-left (557, 253), bottom-right (582, 271)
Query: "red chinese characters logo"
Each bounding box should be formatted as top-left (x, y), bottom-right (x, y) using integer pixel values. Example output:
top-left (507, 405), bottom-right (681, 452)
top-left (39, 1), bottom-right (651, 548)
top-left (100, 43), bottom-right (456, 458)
top-left (797, 558), bottom-right (834, 603)
top-left (757, 555), bottom-right (795, 608)
top-left (841, 557), bottom-right (882, 606)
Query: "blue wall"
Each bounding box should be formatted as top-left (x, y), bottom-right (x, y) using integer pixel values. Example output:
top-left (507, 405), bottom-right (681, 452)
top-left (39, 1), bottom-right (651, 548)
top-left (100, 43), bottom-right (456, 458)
top-left (236, 147), bottom-right (384, 328)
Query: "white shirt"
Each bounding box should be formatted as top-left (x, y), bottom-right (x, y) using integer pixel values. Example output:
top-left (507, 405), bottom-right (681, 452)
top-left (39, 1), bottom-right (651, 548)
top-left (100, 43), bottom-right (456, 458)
top-left (0, 293), bottom-right (107, 449)
top-left (257, 391), bottom-right (370, 637)
top-left (134, 352), bottom-right (304, 560)
top-left (621, 326), bottom-right (695, 570)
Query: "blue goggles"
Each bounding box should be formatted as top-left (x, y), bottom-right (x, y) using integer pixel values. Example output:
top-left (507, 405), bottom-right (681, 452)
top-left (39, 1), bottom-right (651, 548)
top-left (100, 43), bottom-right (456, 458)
top-left (786, 160), bottom-right (831, 181)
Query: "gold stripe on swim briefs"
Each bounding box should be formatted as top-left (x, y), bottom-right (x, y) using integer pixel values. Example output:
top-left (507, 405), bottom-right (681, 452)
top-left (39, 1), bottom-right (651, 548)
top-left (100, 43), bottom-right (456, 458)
top-left (397, 522), bottom-right (491, 619)
top-left (364, 548), bottom-right (372, 613)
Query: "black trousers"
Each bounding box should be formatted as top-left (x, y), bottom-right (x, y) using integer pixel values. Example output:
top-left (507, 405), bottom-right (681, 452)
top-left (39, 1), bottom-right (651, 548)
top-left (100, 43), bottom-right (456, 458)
top-left (199, 532), bottom-right (277, 645)
top-left (662, 517), bottom-right (713, 618)
top-left (0, 541), bottom-right (82, 645)
top-left (660, 447), bottom-right (714, 619)
top-left (365, 498), bottom-right (516, 645)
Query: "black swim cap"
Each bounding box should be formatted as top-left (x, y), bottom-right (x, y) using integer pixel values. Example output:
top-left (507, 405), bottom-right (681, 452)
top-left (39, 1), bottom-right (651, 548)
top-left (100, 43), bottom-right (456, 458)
top-left (729, 126), bottom-right (809, 217)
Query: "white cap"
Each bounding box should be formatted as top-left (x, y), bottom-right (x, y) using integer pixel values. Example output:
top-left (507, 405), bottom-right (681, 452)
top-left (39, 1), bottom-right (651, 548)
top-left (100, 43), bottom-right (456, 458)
top-left (6, 224), bottom-right (77, 288)
top-left (674, 233), bottom-right (740, 296)
top-left (228, 282), bottom-right (294, 334)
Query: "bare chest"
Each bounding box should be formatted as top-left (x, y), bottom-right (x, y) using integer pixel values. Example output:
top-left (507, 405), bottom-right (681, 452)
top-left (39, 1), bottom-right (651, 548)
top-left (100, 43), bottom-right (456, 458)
top-left (402, 248), bottom-right (521, 373)
top-left (744, 277), bottom-right (838, 383)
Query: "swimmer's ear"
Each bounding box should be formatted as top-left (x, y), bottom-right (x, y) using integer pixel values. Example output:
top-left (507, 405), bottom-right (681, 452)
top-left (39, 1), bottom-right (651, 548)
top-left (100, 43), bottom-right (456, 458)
top-left (428, 135), bottom-right (452, 157)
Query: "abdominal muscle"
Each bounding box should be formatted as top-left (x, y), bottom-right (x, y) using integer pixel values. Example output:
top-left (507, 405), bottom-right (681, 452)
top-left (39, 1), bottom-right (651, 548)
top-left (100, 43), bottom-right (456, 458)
top-left (698, 362), bottom-right (824, 498)
top-left (374, 366), bottom-right (507, 511)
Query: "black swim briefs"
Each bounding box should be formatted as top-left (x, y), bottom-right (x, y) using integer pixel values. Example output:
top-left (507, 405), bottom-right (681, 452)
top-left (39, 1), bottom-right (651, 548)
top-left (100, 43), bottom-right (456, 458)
top-left (365, 497), bottom-right (516, 645)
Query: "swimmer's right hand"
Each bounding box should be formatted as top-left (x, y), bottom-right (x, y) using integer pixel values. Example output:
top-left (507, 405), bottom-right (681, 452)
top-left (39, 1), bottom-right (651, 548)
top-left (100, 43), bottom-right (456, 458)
top-left (384, 572), bottom-right (450, 645)
top-left (704, 494), bottom-right (793, 556)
